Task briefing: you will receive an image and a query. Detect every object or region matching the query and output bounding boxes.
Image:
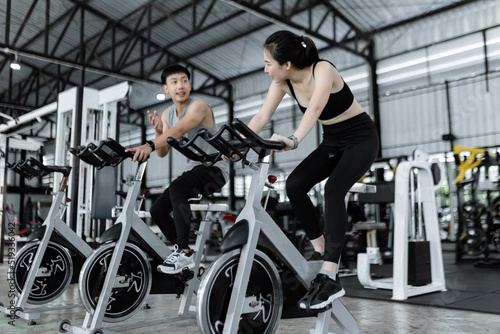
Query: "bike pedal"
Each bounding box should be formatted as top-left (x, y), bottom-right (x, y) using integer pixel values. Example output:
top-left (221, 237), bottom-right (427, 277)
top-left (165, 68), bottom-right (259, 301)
top-left (174, 268), bottom-right (195, 282)
top-left (317, 303), bottom-right (333, 313)
top-left (198, 266), bottom-right (205, 278)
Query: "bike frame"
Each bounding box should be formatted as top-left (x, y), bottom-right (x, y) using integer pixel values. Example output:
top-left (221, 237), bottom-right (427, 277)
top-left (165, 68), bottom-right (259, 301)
top-left (62, 138), bottom-right (226, 333)
top-left (0, 159), bottom-right (93, 323)
top-left (221, 155), bottom-right (362, 334)
top-left (169, 119), bottom-right (374, 334)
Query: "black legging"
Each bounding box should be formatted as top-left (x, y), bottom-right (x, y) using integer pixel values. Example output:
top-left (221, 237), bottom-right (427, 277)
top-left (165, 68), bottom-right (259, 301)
top-left (286, 113), bottom-right (379, 263)
top-left (150, 165), bottom-right (226, 250)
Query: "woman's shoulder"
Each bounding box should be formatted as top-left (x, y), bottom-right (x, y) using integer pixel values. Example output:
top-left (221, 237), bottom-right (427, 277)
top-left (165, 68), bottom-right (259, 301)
top-left (315, 59), bottom-right (336, 68)
top-left (270, 79), bottom-right (290, 91)
top-left (314, 59), bottom-right (337, 73)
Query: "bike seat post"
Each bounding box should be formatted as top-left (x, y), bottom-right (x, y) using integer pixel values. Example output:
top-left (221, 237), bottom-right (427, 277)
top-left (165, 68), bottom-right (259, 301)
top-left (178, 201), bottom-right (229, 316)
top-left (263, 174), bottom-right (277, 210)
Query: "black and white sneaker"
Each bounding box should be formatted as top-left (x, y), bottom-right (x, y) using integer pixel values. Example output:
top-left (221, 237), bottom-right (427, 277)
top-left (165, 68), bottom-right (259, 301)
top-left (298, 274), bottom-right (345, 310)
top-left (157, 245), bottom-right (195, 275)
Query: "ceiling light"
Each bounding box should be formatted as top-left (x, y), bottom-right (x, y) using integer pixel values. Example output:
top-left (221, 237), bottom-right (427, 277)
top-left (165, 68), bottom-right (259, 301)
top-left (156, 93), bottom-right (166, 100)
top-left (10, 53), bottom-right (21, 70)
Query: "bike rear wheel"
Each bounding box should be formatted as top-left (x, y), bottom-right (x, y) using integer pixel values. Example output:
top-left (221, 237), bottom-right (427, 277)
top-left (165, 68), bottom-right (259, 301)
top-left (197, 248), bottom-right (283, 334)
top-left (9, 241), bottom-right (73, 304)
top-left (79, 242), bottom-right (152, 322)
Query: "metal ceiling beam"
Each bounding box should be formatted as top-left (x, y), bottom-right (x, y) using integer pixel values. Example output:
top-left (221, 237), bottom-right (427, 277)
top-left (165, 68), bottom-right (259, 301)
top-left (367, 0), bottom-right (480, 36)
top-left (70, 0), bottom-right (231, 98)
top-left (49, 5), bottom-right (79, 57)
top-left (0, 2), bottom-right (81, 116)
top-left (73, 1), bottom-right (218, 75)
top-left (319, 0), bottom-right (369, 38)
top-left (221, 0), bottom-right (372, 59)
top-left (0, 0), bottom-right (478, 121)
top-left (0, 60), bottom-right (72, 123)
top-left (11, 0), bottom-right (39, 47)
top-left (0, 45), bottom-right (159, 85)
top-left (177, 1), bottom-right (375, 77)
top-left (115, 6), bottom-right (149, 70)
top-left (3, 0), bottom-right (289, 107)
top-left (0, 102), bottom-right (34, 113)
top-left (0, 0), bottom-right (232, 113)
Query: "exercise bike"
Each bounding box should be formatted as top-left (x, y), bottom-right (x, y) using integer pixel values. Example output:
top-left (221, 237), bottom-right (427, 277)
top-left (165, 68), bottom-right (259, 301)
top-left (167, 119), bottom-right (376, 334)
top-left (0, 157), bottom-right (93, 324)
top-left (59, 137), bottom-right (228, 334)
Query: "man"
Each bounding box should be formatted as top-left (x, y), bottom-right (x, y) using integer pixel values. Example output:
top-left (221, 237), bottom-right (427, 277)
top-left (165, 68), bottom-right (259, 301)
top-left (126, 64), bottom-right (229, 274)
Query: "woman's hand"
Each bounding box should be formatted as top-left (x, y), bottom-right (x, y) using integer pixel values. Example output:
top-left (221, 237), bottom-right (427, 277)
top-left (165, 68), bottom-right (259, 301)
top-left (148, 110), bottom-right (163, 134)
top-left (269, 133), bottom-right (295, 152)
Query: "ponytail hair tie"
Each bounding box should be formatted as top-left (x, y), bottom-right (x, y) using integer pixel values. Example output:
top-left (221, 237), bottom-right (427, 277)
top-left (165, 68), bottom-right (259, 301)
top-left (300, 36), bottom-right (307, 48)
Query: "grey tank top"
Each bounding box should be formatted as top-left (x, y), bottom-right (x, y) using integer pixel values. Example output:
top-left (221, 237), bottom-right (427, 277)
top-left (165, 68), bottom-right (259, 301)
top-left (166, 99), bottom-right (229, 182)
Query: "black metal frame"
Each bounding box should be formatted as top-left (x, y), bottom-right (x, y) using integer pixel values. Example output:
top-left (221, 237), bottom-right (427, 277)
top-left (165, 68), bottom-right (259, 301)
top-left (0, 0), bottom-right (477, 132)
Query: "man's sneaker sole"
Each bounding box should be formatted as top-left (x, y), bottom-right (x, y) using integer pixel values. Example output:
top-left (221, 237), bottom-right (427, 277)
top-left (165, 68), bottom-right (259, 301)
top-left (299, 288), bottom-right (345, 310)
top-left (157, 262), bottom-right (195, 275)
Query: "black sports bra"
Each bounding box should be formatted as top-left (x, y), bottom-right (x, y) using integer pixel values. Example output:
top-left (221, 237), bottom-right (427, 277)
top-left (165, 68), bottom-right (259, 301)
top-left (286, 60), bottom-right (354, 121)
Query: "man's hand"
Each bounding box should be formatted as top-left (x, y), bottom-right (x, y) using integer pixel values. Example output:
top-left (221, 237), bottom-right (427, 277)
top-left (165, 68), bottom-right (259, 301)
top-left (148, 110), bottom-right (163, 134)
top-left (125, 144), bottom-right (153, 162)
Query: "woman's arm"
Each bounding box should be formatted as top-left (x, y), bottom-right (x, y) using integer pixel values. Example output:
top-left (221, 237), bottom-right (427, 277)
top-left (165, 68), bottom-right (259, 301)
top-left (269, 62), bottom-right (336, 151)
top-left (247, 81), bottom-right (286, 134)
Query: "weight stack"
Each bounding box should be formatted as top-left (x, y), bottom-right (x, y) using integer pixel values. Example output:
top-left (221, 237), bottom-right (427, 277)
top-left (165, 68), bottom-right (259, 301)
top-left (408, 240), bottom-right (432, 286)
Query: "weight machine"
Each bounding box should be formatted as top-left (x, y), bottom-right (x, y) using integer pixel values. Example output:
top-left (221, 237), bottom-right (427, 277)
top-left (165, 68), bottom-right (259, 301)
top-left (357, 150), bottom-right (447, 300)
top-left (54, 83), bottom-right (129, 241)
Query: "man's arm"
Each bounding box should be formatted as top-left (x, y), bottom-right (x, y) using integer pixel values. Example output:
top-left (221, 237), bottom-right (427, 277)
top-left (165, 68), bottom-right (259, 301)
top-left (125, 100), bottom-right (210, 162)
top-left (155, 110), bottom-right (170, 158)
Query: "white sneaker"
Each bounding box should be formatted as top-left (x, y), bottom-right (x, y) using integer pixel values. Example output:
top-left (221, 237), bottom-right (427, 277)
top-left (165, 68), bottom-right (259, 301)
top-left (157, 245), bottom-right (195, 274)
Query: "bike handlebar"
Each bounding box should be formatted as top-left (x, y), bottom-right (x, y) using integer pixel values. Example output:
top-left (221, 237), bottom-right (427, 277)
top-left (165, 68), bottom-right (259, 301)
top-left (70, 138), bottom-right (134, 169)
top-left (167, 118), bottom-right (285, 166)
top-left (7, 157), bottom-right (72, 179)
top-left (167, 128), bottom-right (222, 165)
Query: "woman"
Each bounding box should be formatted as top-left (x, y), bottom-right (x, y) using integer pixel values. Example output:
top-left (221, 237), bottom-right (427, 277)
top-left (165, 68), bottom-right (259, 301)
top-left (246, 30), bottom-right (379, 310)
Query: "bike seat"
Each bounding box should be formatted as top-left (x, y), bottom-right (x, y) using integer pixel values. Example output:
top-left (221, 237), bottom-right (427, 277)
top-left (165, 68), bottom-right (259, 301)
top-left (190, 203), bottom-right (228, 213)
top-left (349, 183), bottom-right (377, 194)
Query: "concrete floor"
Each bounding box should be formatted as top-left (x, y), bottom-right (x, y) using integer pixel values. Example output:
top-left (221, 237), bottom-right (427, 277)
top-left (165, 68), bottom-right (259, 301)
top-left (1, 260), bottom-right (500, 334)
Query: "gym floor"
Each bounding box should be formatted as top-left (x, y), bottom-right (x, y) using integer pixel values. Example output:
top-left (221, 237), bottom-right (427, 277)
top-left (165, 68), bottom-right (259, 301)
top-left (1, 252), bottom-right (500, 334)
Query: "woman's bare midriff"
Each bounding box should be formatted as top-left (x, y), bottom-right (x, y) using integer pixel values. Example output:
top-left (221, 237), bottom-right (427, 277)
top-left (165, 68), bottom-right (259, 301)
top-left (317, 101), bottom-right (365, 126)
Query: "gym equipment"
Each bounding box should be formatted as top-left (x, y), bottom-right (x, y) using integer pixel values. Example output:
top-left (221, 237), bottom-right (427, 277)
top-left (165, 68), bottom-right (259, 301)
top-left (59, 137), bottom-right (228, 334)
top-left (354, 181), bottom-right (396, 266)
top-left (357, 150), bottom-right (447, 300)
top-left (0, 158), bottom-right (93, 324)
top-left (111, 191), bottom-right (234, 262)
top-left (54, 83), bottom-right (127, 239)
top-left (453, 146), bottom-right (500, 262)
top-left (167, 119), bottom-right (376, 334)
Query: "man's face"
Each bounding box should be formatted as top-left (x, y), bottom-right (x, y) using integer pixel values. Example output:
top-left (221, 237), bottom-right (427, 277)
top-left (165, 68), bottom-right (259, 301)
top-left (163, 72), bottom-right (192, 102)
